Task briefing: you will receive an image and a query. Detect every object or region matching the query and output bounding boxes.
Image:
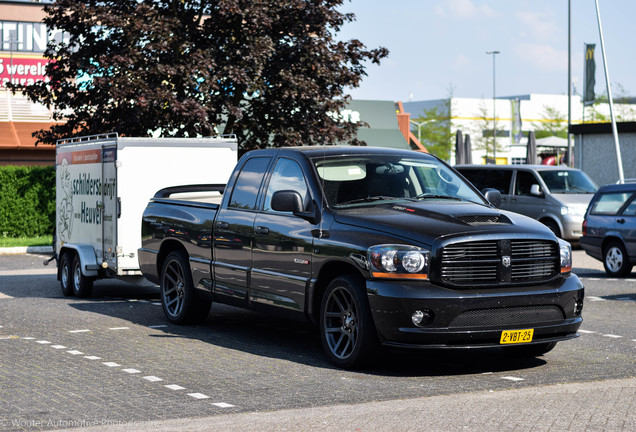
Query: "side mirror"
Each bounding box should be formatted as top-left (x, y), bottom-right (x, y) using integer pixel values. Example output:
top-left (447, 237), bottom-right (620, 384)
top-left (530, 184), bottom-right (542, 196)
top-left (482, 188), bottom-right (502, 208)
top-left (271, 190), bottom-right (320, 224)
top-left (271, 190), bottom-right (304, 213)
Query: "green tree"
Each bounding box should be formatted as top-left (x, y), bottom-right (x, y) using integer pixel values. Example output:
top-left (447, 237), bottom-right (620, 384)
top-left (532, 105), bottom-right (567, 139)
top-left (410, 87), bottom-right (454, 160)
top-left (11, 0), bottom-right (388, 153)
top-left (474, 102), bottom-right (505, 159)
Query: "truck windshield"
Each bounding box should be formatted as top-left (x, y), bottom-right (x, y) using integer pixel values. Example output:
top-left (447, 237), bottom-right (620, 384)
top-left (538, 170), bottom-right (598, 194)
top-left (313, 155), bottom-right (486, 208)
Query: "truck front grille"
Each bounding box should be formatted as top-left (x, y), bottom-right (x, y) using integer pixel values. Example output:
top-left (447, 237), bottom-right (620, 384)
top-left (439, 239), bottom-right (559, 287)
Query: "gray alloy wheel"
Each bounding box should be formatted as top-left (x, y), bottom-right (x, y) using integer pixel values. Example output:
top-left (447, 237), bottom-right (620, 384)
top-left (603, 241), bottom-right (632, 277)
top-left (320, 275), bottom-right (378, 368)
top-left (160, 250), bottom-right (211, 324)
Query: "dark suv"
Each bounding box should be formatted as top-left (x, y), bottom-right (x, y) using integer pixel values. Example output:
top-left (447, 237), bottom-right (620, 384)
top-left (580, 183), bottom-right (636, 276)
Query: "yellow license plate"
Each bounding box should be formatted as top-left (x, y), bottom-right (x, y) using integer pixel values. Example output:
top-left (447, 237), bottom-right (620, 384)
top-left (500, 329), bottom-right (534, 344)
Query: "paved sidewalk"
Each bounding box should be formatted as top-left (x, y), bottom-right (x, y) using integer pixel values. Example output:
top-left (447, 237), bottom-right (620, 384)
top-left (0, 246), bottom-right (53, 255)
top-left (53, 377), bottom-right (635, 432)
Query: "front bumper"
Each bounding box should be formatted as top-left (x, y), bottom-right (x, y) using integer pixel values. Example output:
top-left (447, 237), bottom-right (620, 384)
top-left (366, 274), bottom-right (584, 349)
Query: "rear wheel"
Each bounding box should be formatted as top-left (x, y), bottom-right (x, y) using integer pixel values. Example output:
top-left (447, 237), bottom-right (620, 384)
top-left (603, 241), bottom-right (632, 277)
top-left (160, 250), bottom-right (211, 324)
top-left (503, 341), bottom-right (557, 357)
top-left (71, 254), bottom-right (93, 298)
top-left (59, 252), bottom-right (73, 297)
top-left (320, 275), bottom-right (378, 369)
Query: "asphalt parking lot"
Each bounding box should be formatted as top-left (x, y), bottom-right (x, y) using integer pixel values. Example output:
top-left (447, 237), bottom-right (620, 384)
top-left (0, 249), bottom-right (634, 431)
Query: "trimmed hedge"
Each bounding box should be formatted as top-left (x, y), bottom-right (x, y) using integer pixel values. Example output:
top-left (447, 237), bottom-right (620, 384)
top-left (0, 165), bottom-right (55, 238)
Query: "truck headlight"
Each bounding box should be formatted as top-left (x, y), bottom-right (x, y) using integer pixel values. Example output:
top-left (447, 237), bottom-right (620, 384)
top-left (368, 245), bottom-right (430, 279)
top-left (559, 238), bottom-right (572, 274)
top-left (561, 205), bottom-right (586, 217)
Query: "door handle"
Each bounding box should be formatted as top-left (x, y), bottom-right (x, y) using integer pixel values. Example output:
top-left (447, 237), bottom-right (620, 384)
top-left (617, 218), bottom-right (626, 224)
top-left (255, 226), bottom-right (270, 235)
top-left (216, 221), bottom-right (229, 229)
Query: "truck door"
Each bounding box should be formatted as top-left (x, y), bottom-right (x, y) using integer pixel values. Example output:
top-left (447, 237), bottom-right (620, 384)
top-left (251, 157), bottom-right (314, 316)
top-left (213, 156), bottom-right (272, 304)
top-left (101, 146), bottom-right (117, 269)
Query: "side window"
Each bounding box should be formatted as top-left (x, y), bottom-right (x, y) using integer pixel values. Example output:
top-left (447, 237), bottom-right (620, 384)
top-left (263, 158), bottom-right (309, 212)
top-left (515, 171), bottom-right (539, 196)
top-left (590, 192), bottom-right (633, 215)
top-left (228, 157), bottom-right (271, 210)
top-left (460, 169), bottom-right (511, 195)
top-left (622, 198), bottom-right (636, 216)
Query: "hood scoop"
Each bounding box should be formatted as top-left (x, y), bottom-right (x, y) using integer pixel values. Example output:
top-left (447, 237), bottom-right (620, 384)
top-left (453, 214), bottom-right (511, 226)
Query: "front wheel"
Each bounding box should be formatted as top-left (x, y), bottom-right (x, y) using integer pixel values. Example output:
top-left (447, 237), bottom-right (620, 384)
top-left (503, 341), bottom-right (557, 357)
top-left (319, 275), bottom-right (378, 369)
top-left (603, 241), bottom-right (632, 277)
top-left (160, 250), bottom-right (211, 324)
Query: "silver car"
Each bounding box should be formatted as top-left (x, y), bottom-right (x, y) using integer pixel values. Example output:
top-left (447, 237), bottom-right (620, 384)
top-left (456, 165), bottom-right (598, 241)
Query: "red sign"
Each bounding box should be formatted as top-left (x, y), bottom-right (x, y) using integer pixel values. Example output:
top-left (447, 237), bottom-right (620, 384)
top-left (0, 55), bottom-right (51, 88)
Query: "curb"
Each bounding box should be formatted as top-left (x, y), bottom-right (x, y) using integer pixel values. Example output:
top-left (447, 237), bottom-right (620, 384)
top-left (0, 246), bottom-right (54, 255)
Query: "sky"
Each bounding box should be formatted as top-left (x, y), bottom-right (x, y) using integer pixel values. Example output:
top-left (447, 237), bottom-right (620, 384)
top-left (338, 0), bottom-right (636, 102)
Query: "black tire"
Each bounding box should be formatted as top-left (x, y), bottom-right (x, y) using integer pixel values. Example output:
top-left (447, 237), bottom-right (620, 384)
top-left (160, 250), bottom-right (211, 324)
top-left (59, 252), bottom-right (74, 297)
top-left (71, 254), bottom-right (93, 298)
top-left (319, 275), bottom-right (378, 369)
top-left (603, 240), bottom-right (632, 277)
top-left (503, 341), bottom-right (557, 358)
top-left (542, 220), bottom-right (561, 238)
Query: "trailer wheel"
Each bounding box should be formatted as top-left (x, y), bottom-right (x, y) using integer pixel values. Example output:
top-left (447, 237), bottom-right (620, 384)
top-left (71, 254), bottom-right (93, 298)
top-left (59, 252), bottom-right (74, 297)
top-left (160, 250), bottom-right (211, 324)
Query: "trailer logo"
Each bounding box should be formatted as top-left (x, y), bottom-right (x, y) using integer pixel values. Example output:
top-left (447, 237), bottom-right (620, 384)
top-left (57, 158), bottom-right (74, 243)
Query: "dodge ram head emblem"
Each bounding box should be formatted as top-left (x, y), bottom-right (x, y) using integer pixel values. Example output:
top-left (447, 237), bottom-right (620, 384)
top-left (502, 256), bottom-right (511, 267)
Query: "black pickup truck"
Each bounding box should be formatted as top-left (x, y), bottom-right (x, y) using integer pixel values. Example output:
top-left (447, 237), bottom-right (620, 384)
top-left (138, 146), bottom-right (584, 368)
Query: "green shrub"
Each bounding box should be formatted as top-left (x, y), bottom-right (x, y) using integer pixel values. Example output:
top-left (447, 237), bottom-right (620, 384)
top-left (0, 166), bottom-right (55, 238)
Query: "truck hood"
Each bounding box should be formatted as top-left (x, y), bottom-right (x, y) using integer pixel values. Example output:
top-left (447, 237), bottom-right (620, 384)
top-left (550, 192), bottom-right (595, 207)
top-left (332, 200), bottom-right (552, 246)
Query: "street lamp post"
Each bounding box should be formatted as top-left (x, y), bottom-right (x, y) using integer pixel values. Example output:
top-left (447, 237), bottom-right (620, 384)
top-left (486, 50), bottom-right (500, 163)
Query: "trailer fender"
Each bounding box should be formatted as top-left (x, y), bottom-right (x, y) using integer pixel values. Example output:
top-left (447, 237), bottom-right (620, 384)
top-left (58, 244), bottom-right (100, 278)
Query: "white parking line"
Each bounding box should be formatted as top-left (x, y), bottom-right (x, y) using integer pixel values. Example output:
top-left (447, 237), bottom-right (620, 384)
top-left (143, 376), bottom-right (163, 382)
top-left (165, 384), bottom-right (185, 391)
top-left (586, 296), bottom-right (605, 302)
top-left (19, 334), bottom-right (237, 409)
top-left (502, 376), bottom-right (525, 382)
top-left (212, 402), bottom-right (235, 408)
top-left (578, 330), bottom-right (597, 334)
top-left (602, 334), bottom-right (623, 339)
top-left (109, 327), bottom-right (130, 330)
top-left (69, 329), bottom-right (91, 333)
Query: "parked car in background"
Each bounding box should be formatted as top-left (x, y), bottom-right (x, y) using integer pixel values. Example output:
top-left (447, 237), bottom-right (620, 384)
top-left (456, 165), bottom-right (598, 241)
top-left (580, 183), bottom-right (636, 277)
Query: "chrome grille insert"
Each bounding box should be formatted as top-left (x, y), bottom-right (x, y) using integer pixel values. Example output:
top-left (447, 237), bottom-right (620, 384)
top-left (439, 239), bottom-right (558, 287)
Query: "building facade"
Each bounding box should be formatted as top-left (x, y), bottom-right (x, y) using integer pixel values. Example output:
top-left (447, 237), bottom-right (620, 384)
top-left (404, 94), bottom-right (636, 166)
top-left (0, 0), bottom-right (59, 165)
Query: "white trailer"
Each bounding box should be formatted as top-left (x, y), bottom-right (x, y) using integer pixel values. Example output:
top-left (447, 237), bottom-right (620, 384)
top-left (54, 133), bottom-right (237, 297)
